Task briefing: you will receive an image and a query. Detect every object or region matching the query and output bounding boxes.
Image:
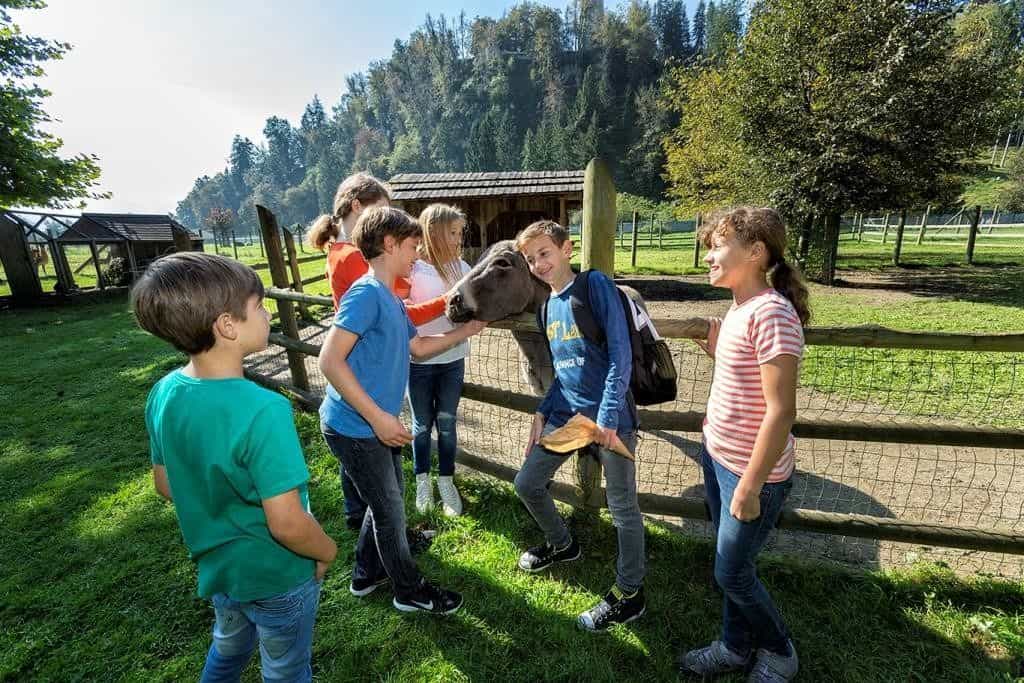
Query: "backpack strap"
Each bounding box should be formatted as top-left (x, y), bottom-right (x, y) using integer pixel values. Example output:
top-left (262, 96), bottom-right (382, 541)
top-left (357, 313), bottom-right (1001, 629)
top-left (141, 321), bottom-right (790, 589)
top-left (572, 269), bottom-right (604, 346)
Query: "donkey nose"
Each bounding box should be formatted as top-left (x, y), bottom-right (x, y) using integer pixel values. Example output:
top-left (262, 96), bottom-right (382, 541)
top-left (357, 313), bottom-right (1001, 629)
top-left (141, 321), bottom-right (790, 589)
top-left (448, 292), bottom-right (463, 309)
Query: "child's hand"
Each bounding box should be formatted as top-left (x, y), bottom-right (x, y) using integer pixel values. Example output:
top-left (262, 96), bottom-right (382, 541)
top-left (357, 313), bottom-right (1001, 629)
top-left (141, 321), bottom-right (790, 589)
top-left (524, 412), bottom-right (545, 459)
top-left (315, 559), bottom-right (332, 581)
top-left (596, 426), bottom-right (617, 449)
top-left (371, 412), bottom-right (413, 447)
top-left (729, 486), bottom-right (761, 522)
top-left (463, 319), bottom-right (488, 336)
top-left (694, 317), bottom-right (721, 359)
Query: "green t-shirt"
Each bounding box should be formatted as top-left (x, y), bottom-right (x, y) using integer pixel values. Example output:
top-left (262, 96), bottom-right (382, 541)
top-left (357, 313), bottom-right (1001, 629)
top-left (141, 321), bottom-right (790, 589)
top-left (145, 369), bottom-right (315, 601)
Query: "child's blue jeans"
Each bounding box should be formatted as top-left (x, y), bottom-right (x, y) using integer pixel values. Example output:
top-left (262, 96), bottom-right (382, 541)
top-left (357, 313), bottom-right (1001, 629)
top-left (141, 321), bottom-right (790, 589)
top-left (701, 445), bottom-right (793, 657)
top-left (407, 358), bottom-right (465, 476)
top-left (199, 576), bottom-right (321, 683)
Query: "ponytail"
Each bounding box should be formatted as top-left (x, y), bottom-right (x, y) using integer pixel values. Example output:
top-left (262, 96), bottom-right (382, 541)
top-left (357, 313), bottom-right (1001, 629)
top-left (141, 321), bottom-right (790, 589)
top-left (770, 259), bottom-right (811, 326)
top-left (307, 214), bottom-right (338, 252)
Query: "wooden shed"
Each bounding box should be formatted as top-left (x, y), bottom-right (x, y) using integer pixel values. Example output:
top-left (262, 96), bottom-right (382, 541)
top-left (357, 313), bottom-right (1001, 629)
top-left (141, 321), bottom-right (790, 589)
top-left (388, 170), bottom-right (584, 262)
top-left (58, 213), bottom-right (203, 275)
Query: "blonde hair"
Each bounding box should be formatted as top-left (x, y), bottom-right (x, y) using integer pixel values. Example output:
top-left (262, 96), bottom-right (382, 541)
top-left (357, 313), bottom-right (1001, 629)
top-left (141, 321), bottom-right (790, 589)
top-left (699, 207), bottom-right (811, 326)
top-left (307, 172), bottom-right (391, 251)
top-left (418, 203), bottom-right (466, 288)
top-left (514, 220), bottom-right (569, 252)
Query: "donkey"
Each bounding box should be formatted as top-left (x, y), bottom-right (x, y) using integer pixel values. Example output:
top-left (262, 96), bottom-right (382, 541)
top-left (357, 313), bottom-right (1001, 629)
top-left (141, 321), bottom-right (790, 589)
top-left (446, 239), bottom-right (651, 396)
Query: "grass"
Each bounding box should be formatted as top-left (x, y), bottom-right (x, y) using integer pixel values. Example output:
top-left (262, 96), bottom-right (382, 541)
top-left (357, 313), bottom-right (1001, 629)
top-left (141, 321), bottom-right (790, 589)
top-left (2, 299), bottom-right (1023, 681)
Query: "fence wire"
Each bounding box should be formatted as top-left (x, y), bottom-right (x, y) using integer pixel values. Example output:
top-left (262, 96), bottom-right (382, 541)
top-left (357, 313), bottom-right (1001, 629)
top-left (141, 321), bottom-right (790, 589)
top-left (246, 316), bottom-right (1024, 579)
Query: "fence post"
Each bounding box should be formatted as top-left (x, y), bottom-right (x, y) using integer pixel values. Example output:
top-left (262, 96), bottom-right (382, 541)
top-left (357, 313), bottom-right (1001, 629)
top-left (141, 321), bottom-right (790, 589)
top-left (257, 227), bottom-right (265, 258)
top-left (648, 213), bottom-right (654, 247)
top-left (692, 213), bottom-right (702, 268)
top-left (881, 213), bottom-right (891, 244)
top-left (579, 158), bottom-right (616, 516)
top-left (989, 205), bottom-right (999, 234)
top-left (915, 204), bottom-right (931, 245)
top-left (281, 227), bottom-right (310, 320)
top-left (893, 209), bottom-right (908, 266)
top-left (256, 205), bottom-right (310, 391)
top-left (89, 240), bottom-right (105, 290)
top-left (630, 210), bottom-right (639, 268)
top-left (231, 229), bottom-right (239, 260)
top-left (658, 215), bottom-right (663, 249)
top-left (966, 204), bottom-right (981, 265)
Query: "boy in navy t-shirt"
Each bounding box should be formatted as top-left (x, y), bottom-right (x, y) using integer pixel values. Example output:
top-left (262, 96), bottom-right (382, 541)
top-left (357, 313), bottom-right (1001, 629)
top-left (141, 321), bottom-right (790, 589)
top-left (513, 220), bottom-right (646, 631)
top-left (318, 206), bottom-right (485, 615)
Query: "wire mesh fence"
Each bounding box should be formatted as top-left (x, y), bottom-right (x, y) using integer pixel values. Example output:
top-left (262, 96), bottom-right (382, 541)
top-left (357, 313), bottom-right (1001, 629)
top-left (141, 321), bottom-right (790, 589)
top-left (245, 310), bottom-right (1024, 579)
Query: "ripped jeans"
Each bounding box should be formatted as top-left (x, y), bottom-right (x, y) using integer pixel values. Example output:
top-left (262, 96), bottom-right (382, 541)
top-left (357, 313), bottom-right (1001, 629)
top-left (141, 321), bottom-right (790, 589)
top-left (407, 359), bottom-right (465, 476)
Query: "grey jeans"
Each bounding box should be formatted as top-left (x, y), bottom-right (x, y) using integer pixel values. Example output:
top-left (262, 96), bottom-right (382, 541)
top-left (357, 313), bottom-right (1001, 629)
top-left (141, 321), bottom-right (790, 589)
top-left (513, 425), bottom-right (645, 592)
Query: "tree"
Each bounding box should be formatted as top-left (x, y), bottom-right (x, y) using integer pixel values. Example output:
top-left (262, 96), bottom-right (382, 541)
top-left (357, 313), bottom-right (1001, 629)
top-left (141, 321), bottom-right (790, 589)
top-left (692, 0), bottom-right (707, 55)
top-left (705, 0), bottom-right (743, 61)
top-left (0, 1), bottom-right (106, 208)
top-left (204, 207), bottom-right (235, 244)
top-left (664, 0), bottom-right (1012, 283)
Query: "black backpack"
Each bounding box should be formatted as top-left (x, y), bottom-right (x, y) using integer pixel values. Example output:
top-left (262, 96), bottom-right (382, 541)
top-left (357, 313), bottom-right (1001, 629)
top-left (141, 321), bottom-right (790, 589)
top-left (537, 270), bottom-right (678, 406)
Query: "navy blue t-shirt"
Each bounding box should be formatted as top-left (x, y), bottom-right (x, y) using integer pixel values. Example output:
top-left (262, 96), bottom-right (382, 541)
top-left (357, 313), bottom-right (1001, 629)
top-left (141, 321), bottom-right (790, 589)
top-left (319, 275), bottom-right (417, 438)
top-left (537, 271), bottom-right (636, 434)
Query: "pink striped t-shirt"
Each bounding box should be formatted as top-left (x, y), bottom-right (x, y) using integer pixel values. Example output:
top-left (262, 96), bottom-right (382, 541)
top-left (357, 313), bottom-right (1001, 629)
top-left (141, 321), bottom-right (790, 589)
top-left (703, 289), bottom-right (804, 483)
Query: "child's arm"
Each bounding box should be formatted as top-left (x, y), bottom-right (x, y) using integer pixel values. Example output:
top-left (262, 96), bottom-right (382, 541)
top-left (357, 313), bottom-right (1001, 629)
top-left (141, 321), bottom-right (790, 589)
top-left (409, 320), bottom-right (487, 360)
top-left (406, 297), bottom-right (447, 326)
top-left (152, 465), bottom-right (172, 501)
top-left (263, 488), bottom-right (338, 578)
top-left (731, 355), bottom-right (799, 521)
top-left (319, 325), bottom-right (412, 446)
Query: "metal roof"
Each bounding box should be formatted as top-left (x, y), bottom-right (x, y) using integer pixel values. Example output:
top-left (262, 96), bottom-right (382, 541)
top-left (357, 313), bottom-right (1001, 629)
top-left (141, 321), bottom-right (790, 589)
top-left (58, 213), bottom-right (201, 243)
top-left (389, 170), bottom-right (584, 200)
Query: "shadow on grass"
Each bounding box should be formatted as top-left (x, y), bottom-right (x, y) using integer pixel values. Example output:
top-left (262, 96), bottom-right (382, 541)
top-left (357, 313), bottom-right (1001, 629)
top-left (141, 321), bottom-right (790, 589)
top-left (834, 264), bottom-right (1024, 309)
top-left (614, 278), bottom-right (731, 303)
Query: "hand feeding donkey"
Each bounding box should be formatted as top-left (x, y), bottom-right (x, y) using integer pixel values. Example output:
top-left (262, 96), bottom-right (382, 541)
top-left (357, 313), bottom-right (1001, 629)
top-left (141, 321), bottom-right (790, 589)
top-left (445, 239), bottom-right (654, 396)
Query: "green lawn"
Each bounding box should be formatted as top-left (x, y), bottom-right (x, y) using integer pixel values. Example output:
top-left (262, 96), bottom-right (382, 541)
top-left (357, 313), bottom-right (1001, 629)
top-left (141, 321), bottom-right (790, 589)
top-left (1, 300), bottom-right (1023, 681)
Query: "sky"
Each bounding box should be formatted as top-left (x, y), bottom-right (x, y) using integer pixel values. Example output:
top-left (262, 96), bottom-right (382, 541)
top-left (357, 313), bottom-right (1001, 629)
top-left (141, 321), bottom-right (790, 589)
top-left (13, 1), bottom-right (694, 215)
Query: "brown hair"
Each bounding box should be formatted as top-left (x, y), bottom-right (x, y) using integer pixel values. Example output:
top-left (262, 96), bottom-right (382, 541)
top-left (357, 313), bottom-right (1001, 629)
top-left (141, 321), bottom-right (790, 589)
top-left (514, 220), bottom-right (570, 252)
top-left (307, 172), bottom-right (391, 251)
top-left (699, 207), bottom-right (811, 326)
top-left (418, 203), bottom-right (466, 288)
top-left (131, 252), bottom-right (264, 355)
top-left (351, 206), bottom-right (422, 260)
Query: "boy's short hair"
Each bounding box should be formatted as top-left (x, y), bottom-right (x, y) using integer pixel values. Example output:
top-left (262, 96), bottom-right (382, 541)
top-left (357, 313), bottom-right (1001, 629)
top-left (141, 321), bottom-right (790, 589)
top-left (132, 252), bottom-right (264, 355)
top-left (515, 220), bottom-right (570, 252)
top-left (351, 206), bottom-right (422, 260)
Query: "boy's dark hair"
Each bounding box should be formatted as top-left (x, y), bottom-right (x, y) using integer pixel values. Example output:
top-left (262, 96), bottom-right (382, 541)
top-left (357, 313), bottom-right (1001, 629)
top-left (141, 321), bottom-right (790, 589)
top-left (131, 252), bottom-right (264, 355)
top-left (351, 206), bottom-right (422, 260)
top-left (515, 220), bottom-right (570, 252)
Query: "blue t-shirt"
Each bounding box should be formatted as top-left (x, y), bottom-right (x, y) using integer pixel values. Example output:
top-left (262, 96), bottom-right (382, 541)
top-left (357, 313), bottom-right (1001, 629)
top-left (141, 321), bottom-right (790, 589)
top-left (537, 271), bottom-right (636, 434)
top-left (319, 275), bottom-right (417, 438)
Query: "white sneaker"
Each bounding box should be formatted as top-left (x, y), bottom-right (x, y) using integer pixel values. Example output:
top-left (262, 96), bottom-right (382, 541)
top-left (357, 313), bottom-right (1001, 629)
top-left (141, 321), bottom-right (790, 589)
top-left (415, 473), bottom-right (434, 513)
top-left (437, 475), bottom-right (463, 516)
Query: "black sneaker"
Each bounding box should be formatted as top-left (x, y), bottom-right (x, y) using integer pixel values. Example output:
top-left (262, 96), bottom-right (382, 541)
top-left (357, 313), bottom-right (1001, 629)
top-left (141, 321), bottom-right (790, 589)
top-left (517, 537), bottom-right (581, 573)
top-left (392, 579), bottom-right (463, 615)
top-left (407, 527), bottom-right (436, 555)
top-left (345, 514), bottom-right (364, 531)
top-left (577, 585), bottom-right (646, 631)
top-left (349, 574), bottom-right (389, 597)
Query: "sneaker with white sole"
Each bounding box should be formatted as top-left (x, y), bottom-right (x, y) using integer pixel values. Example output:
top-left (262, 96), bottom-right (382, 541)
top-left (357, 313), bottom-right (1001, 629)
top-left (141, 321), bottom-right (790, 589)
top-left (349, 575), bottom-right (389, 597)
top-left (415, 473), bottom-right (434, 513)
top-left (577, 585), bottom-right (646, 631)
top-left (392, 579), bottom-right (463, 615)
top-left (437, 475), bottom-right (463, 516)
top-left (747, 641), bottom-right (798, 682)
top-left (517, 537), bottom-right (581, 573)
top-left (678, 639), bottom-right (751, 679)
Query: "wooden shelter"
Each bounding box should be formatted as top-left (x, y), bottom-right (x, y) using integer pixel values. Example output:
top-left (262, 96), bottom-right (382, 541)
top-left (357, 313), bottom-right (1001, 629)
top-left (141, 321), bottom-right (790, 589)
top-left (388, 170), bottom-right (584, 261)
top-left (58, 213), bottom-right (202, 271)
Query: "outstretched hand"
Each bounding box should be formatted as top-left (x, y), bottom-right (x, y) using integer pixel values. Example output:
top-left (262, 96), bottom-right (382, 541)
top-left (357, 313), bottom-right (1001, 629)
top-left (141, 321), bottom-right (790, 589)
top-left (693, 317), bottom-right (721, 359)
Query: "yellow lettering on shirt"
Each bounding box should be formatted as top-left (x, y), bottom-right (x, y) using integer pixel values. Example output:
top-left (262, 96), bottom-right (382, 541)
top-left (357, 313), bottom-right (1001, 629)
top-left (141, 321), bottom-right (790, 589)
top-left (561, 324), bottom-right (582, 341)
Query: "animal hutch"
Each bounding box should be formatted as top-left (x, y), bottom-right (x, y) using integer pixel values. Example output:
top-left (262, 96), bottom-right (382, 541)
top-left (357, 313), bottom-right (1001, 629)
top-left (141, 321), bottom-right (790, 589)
top-left (388, 170), bottom-right (584, 262)
top-left (0, 210), bottom-right (202, 301)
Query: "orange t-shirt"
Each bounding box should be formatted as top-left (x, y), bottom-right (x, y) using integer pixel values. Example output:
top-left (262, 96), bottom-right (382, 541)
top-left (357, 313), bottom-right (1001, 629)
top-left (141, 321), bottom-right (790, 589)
top-left (325, 241), bottom-right (445, 326)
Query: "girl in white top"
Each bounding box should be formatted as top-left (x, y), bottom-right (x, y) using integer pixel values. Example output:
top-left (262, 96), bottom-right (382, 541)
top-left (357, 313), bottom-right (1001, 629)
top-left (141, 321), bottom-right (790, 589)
top-left (407, 204), bottom-right (473, 515)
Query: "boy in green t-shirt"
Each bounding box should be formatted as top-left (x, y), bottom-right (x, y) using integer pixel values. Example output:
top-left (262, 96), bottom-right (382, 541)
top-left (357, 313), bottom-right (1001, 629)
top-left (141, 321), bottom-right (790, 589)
top-left (134, 252), bottom-right (336, 683)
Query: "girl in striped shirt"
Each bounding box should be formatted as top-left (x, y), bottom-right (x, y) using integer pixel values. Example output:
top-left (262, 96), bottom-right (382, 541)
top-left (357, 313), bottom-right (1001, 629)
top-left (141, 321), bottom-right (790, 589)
top-left (679, 207), bottom-right (810, 683)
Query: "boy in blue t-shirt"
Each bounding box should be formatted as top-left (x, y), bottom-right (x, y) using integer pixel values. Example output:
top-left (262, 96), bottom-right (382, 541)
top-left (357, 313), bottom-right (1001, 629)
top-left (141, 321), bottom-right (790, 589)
top-left (134, 252), bottom-right (337, 682)
top-left (318, 206), bottom-right (485, 615)
top-left (513, 220), bottom-right (646, 631)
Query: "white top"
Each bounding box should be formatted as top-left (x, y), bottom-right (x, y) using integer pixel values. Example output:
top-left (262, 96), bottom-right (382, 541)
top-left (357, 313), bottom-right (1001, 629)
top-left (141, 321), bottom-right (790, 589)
top-left (408, 259), bottom-right (472, 365)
